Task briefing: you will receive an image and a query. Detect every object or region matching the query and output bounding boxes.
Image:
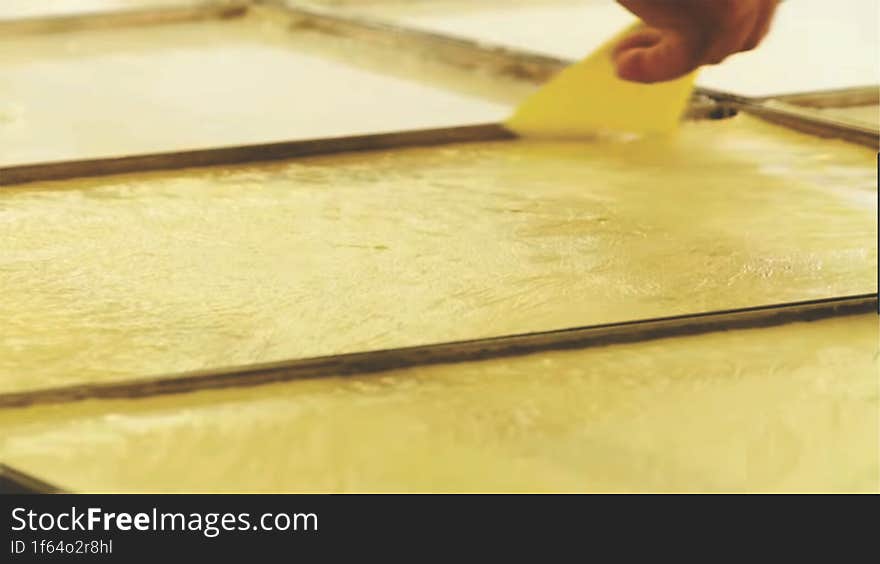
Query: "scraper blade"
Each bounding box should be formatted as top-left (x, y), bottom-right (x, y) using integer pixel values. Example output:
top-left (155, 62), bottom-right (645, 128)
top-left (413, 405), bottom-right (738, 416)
top-left (505, 23), bottom-right (698, 138)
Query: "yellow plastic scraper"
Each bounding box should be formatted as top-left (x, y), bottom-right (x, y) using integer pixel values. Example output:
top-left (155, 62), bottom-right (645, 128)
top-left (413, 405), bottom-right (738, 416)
top-left (506, 23), bottom-right (698, 138)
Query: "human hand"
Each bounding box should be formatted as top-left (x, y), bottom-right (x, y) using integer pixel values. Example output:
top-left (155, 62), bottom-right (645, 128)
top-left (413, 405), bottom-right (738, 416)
top-left (613, 0), bottom-right (779, 83)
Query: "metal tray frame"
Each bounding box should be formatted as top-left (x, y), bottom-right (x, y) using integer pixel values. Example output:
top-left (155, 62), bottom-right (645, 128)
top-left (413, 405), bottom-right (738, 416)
top-left (2, 0), bottom-right (876, 186)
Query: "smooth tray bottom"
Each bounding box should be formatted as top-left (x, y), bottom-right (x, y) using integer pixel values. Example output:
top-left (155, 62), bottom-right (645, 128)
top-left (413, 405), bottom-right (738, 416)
top-left (1, 314), bottom-right (876, 493)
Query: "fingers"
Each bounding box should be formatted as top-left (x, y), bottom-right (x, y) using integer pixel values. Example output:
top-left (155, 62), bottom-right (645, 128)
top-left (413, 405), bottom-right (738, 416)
top-left (742, 0), bottom-right (779, 51)
top-left (616, 0), bottom-right (683, 28)
top-left (613, 28), bottom-right (702, 83)
top-left (700, 0), bottom-right (779, 65)
top-left (699, 3), bottom-right (762, 65)
top-left (613, 0), bottom-right (779, 83)
top-left (612, 27), bottom-right (664, 57)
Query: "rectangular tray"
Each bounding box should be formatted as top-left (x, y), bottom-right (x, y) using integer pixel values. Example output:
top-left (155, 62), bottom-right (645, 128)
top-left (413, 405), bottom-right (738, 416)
top-left (1, 113), bottom-right (876, 398)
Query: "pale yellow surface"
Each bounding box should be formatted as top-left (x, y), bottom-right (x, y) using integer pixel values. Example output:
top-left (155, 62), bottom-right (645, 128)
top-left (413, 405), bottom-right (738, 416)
top-left (506, 23), bottom-right (697, 137)
top-left (310, 0), bottom-right (638, 57)
top-left (0, 15), bottom-right (508, 166)
top-left (817, 105), bottom-right (880, 129)
top-left (0, 0), bottom-right (205, 19)
top-left (1, 115), bottom-right (876, 394)
top-left (0, 314), bottom-right (876, 493)
top-left (326, 0), bottom-right (880, 98)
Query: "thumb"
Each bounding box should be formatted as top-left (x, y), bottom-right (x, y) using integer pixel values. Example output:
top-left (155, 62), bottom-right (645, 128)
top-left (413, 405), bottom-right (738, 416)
top-left (613, 27), bottom-right (701, 83)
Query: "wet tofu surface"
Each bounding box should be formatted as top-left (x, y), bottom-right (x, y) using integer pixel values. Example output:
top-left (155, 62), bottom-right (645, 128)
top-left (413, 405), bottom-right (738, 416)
top-left (1, 314), bottom-right (876, 493)
top-left (1, 115), bottom-right (875, 394)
